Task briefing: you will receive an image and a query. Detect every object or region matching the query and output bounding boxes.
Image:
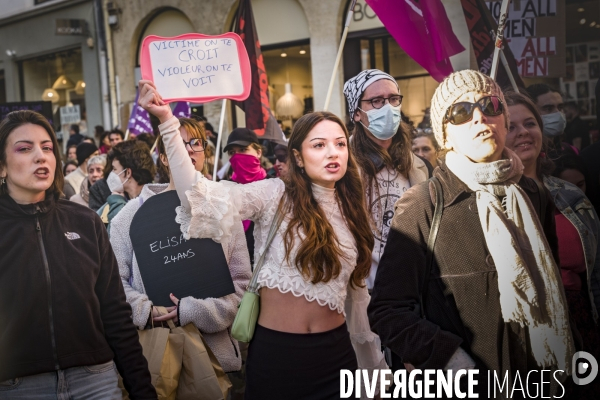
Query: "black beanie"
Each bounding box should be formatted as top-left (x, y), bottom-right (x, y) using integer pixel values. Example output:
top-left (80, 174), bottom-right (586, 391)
top-left (76, 142), bottom-right (98, 165)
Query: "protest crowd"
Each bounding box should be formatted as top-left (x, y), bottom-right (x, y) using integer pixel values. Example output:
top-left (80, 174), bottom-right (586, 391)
top-left (1, 1), bottom-right (600, 400)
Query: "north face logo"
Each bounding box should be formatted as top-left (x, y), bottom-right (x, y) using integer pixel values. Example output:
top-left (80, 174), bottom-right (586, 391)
top-left (65, 232), bottom-right (81, 240)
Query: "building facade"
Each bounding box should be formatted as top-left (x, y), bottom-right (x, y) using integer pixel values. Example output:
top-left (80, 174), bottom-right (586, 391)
top-left (104, 0), bottom-right (472, 137)
top-left (1, 0), bottom-right (598, 142)
top-left (0, 0), bottom-right (110, 142)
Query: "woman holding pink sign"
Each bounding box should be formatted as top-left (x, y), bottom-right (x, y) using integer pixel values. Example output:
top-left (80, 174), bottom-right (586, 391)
top-left (109, 115), bottom-right (251, 379)
top-left (139, 80), bottom-right (386, 399)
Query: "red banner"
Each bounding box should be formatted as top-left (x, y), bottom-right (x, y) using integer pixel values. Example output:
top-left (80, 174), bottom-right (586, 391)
top-left (460, 0), bottom-right (525, 90)
top-left (233, 0), bottom-right (286, 144)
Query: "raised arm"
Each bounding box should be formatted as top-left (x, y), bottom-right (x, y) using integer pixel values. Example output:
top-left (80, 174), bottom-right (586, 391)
top-left (138, 80), bottom-right (196, 211)
top-left (174, 169), bottom-right (285, 243)
top-left (139, 80), bottom-right (285, 244)
top-left (158, 116), bottom-right (197, 211)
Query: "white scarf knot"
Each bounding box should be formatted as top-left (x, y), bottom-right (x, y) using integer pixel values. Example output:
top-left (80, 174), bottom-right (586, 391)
top-left (445, 149), bottom-right (574, 374)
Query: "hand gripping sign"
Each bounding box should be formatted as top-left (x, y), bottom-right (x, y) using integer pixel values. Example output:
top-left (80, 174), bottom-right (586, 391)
top-left (140, 33), bottom-right (251, 103)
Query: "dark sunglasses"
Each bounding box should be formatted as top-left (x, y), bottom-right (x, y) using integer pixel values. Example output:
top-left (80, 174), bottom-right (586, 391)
top-left (182, 138), bottom-right (207, 153)
top-left (444, 96), bottom-right (504, 126)
top-left (275, 153), bottom-right (288, 163)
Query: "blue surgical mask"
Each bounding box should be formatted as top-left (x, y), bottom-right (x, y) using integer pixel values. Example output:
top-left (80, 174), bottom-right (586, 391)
top-left (359, 103), bottom-right (401, 140)
top-left (541, 112), bottom-right (566, 137)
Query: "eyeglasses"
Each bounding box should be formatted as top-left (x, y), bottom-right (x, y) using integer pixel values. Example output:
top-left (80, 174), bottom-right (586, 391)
top-left (182, 138), bottom-right (207, 153)
top-left (444, 96), bottom-right (504, 125)
top-left (360, 94), bottom-right (403, 109)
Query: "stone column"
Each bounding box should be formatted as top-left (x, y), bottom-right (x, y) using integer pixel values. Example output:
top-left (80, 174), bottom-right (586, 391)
top-left (298, 0), bottom-right (346, 118)
top-left (1, 60), bottom-right (19, 102)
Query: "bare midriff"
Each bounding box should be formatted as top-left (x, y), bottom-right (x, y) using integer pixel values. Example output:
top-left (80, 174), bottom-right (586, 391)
top-left (257, 287), bottom-right (345, 333)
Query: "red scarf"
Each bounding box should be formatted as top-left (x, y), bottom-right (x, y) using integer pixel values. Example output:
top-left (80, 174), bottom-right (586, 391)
top-left (230, 153), bottom-right (266, 231)
top-left (230, 153), bottom-right (266, 184)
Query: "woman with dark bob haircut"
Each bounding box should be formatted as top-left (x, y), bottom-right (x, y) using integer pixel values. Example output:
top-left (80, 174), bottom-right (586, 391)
top-left (0, 110), bottom-right (155, 399)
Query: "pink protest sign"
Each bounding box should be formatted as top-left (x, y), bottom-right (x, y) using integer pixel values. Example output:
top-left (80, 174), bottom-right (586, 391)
top-left (140, 33), bottom-right (251, 103)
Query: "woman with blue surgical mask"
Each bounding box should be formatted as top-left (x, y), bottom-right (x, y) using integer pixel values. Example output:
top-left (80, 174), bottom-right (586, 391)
top-left (344, 69), bottom-right (430, 290)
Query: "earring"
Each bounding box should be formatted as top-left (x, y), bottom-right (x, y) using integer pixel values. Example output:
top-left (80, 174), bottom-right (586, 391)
top-left (0, 177), bottom-right (5, 185)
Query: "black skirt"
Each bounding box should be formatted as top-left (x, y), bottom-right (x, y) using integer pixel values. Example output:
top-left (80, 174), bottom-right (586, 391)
top-left (245, 323), bottom-right (358, 400)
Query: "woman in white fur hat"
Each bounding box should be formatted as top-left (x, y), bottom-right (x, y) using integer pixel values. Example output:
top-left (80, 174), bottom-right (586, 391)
top-left (368, 70), bottom-right (575, 397)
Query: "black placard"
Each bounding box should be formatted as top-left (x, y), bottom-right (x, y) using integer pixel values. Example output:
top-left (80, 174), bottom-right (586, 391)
top-left (0, 101), bottom-right (54, 126)
top-left (130, 190), bottom-right (234, 306)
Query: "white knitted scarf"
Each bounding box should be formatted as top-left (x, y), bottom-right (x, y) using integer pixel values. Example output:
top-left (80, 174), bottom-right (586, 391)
top-left (445, 149), bottom-right (574, 374)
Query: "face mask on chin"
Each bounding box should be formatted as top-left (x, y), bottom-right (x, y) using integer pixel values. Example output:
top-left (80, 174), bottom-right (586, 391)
top-left (358, 103), bottom-right (401, 140)
top-left (541, 112), bottom-right (566, 137)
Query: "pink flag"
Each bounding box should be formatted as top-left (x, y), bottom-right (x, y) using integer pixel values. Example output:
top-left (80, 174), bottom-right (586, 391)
top-left (365, 0), bottom-right (465, 82)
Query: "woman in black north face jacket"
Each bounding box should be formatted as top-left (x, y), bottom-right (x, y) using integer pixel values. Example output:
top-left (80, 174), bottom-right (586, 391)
top-left (0, 110), bottom-right (156, 399)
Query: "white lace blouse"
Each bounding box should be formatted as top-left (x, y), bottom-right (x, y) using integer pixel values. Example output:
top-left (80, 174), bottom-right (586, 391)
top-left (160, 116), bottom-right (386, 372)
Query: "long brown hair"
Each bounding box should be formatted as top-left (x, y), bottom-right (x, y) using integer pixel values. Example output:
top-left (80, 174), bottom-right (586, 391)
top-left (0, 110), bottom-right (64, 199)
top-left (503, 91), bottom-right (554, 178)
top-left (350, 118), bottom-right (413, 209)
top-left (282, 112), bottom-right (374, 288)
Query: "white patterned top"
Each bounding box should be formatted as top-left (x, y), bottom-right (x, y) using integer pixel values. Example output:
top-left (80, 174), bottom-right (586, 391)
top-left (179, 176), bottom-right (355, 314)
top-left (160, 116), bottom-right (386, 373)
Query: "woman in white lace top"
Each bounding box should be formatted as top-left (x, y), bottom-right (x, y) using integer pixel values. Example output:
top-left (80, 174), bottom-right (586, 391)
top-left (139, 80), bottom-right (387, 399)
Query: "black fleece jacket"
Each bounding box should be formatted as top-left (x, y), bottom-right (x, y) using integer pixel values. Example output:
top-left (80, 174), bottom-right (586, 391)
top-left (0, 193), bottom-right (156, 399)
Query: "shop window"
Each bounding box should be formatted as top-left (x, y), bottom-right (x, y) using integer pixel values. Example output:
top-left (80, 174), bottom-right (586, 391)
top-left (345, 33), bottom-right (439, 126)
top-left (560, 41), bottom-right (599, 118)
top-left (262, 42), bottom-right (313, 132)
top-left (20, 48), bottom-right (86, 136)
top-left (251, 0), bottom-right (310, 46)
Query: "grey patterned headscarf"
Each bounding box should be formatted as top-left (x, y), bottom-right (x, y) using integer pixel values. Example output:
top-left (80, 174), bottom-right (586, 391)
top-left (343, 69), bottom-right (398, 117)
